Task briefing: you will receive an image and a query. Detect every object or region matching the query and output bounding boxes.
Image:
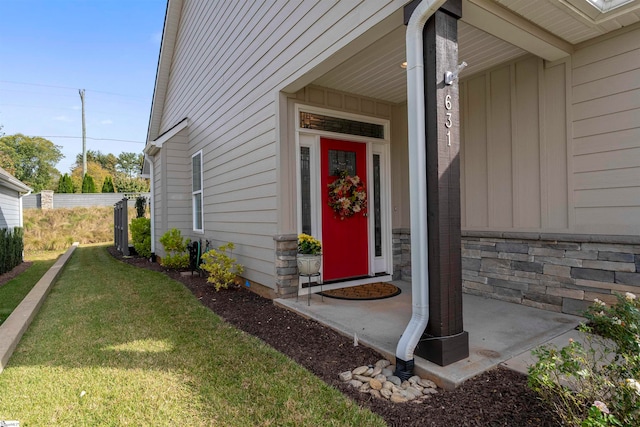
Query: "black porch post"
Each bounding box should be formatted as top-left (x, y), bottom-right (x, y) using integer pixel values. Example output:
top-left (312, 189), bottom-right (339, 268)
top-left (414, 0), bottom-right (469, 366)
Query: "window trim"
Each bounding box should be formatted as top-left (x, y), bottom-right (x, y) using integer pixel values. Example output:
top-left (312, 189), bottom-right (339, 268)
top-left (192, 150), bottom-right (204, 233)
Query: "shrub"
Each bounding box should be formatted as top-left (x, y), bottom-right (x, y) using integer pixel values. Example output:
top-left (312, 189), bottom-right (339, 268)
top-left (130, 217), bottom-right (151, 258)
top-left (135, 195), bottom-right (147, 218)
top-left (101, 176), bottom-right (115, 193)
top-left (528, 293), bottom-right (639, 426)
top-left (200, 242), bottom-right (244, 291)
top-left (81, 174), bottom-right (97, 193)
top-left (0, 227), bottom-right (24, 274)
top-left (57, 173), bottom-right (75, 193)
top-left (159, 228), bottom-right (189, 269)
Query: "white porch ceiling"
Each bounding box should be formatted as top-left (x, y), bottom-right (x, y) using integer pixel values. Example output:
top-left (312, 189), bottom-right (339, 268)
top-left (313, 22), bottom-right (526, 104)
top-left (312, 0), bottom-right (640, 104)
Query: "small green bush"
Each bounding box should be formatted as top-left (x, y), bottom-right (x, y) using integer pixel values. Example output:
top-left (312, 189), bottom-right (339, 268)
top-left (101, 176), bottom-right (115, 193)
top-left (528, 293), bottom-right (640, 427)
top-left (0, 227), bottom-right (24, 274)
top-left (135, 196), bottom-right (146, 218)
top-left (159, 228), bottom-right (189, 269)
top-left (200, 242), bottom-right (244, 291)
top-left (130, 217), bottom-right (151, 258)
top-left (81, 174), bottom-right (97, 193)
top-left (57, 173), bottom-right (75, 193)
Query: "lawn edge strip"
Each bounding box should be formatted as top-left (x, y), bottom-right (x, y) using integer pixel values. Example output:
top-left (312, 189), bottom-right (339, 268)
top-left (0, 242), bottom-right (79, 373)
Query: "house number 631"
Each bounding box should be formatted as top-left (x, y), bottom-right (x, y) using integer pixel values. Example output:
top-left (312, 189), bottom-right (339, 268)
top-left (445, 94), bottom-right (452, 147)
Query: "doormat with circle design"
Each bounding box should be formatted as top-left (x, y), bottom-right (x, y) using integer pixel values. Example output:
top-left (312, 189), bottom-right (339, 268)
top-left (319, 282), bottom-right (401, 301)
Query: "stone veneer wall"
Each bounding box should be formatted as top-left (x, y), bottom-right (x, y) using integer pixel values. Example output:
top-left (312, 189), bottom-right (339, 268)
top-left (392, 229), bottom-right (640, 316)
top-left (274, 234), bottom-right (299, 298)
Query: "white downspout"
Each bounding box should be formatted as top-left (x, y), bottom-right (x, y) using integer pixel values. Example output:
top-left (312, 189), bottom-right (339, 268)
top-left (148, 156), bottom-right (156, 255)
top-left (394, 0), bottom-right (447, 379)
top-left (18, 189), bottom-right (32, 228)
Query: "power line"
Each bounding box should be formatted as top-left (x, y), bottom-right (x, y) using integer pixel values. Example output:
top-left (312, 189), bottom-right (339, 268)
top-left (0, 79), bottom-right (148, 100)
top-left (38, 136), bottom-right (145, 144)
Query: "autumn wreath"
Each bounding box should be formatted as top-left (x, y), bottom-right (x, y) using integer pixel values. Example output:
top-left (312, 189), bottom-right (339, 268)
top-left (327, 170), bottom-right (367, 220)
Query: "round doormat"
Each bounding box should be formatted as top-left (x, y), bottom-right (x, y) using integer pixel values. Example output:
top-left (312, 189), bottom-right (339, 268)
top-left (319, 282), bottom-right (401, 301)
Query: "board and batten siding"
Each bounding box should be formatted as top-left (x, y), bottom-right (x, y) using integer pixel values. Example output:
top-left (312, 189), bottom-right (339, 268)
top-left (0, 186), bottom-right (21, 229)
top-left (571, 26), bottom-right (640, 235)
top-left (460, 55), bottom-right (569, 232)
top-left (155, 0), bottom-right (404, 288)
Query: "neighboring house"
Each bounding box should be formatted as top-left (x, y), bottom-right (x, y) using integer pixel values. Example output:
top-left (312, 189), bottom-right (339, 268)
top-left (0, 166), bottom-right (32, 229)
top-left (144, 0), bottom-right (640, 316)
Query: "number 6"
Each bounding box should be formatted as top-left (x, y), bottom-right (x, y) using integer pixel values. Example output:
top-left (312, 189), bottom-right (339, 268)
top-left (445, 94), bottom-right (452, 110)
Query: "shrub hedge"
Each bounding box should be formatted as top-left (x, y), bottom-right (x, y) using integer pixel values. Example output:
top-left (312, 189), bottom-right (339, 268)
top-left (0, 227), bottom-right (24, 275)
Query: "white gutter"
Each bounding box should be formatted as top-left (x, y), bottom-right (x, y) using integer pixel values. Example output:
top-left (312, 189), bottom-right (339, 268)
top-left (395, 0), bottom-right (447, 376)
top-left (142, 154), bottom-right (156, 255)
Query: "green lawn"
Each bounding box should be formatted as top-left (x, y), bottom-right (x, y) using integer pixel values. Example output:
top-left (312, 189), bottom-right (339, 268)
top-left (0, 251), bottom-right (62, 325)
top-left (0, 245), bottom-right (385, 426)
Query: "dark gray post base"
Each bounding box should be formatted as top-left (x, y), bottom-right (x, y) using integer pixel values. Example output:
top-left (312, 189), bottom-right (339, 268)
top-left (415, 331), bottom-right (469, 367)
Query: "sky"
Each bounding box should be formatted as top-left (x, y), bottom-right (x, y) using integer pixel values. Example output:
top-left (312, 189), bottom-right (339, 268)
top-left (0, 0), bottom-right (167, 174)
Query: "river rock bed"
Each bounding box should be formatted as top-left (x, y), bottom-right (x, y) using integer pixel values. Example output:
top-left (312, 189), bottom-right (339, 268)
top-left (339, 359), bottom-right (439, 403)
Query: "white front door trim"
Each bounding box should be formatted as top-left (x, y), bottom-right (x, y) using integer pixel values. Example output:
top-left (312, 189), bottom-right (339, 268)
top-left (294, 104), bottom-right (392, 294)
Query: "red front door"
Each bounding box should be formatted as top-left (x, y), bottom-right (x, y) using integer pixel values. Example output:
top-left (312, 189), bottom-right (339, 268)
top-left (320, 138), bottom-right (369, 281)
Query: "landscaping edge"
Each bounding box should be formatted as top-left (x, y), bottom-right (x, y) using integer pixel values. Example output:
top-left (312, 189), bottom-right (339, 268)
top-left (0, 242), bottom-right (78, 373)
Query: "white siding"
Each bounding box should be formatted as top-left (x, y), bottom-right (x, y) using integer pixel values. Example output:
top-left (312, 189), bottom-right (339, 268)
top-left (571, 26), bottom-right (640, 235)
top-left (154, 0), bottom-right (402, 288)
top-left (0, 186), bottom-right (21, 229)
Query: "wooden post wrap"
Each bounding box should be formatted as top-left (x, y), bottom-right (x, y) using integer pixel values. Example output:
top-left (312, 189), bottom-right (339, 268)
top-left (414, 0), bottom-right (469, 366)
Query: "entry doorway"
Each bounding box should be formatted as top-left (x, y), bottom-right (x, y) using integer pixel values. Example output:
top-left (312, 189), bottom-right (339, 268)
top-left (296, 106), bottom-right (393, 290)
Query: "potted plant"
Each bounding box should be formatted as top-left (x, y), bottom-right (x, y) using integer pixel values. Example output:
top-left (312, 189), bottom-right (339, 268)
top-left (297, 233), bottom-right (322, 275)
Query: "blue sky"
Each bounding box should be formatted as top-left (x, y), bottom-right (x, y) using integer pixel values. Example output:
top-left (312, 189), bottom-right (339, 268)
top-left (0, 0), bottom-right (167, 173)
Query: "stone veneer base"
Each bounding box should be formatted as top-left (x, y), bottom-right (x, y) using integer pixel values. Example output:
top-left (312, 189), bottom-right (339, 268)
top-left (392, 229), bottom-right (640, 316)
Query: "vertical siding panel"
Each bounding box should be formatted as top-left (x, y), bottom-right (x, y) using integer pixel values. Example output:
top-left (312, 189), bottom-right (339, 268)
top-left (488, 66), bottom-right (513, 228)
top-left (463, 75), bottom-right (489, 227)
top-left (544, 62), bottom-right (569, 229)
top-left (514, 57), bottom-right (541, 228)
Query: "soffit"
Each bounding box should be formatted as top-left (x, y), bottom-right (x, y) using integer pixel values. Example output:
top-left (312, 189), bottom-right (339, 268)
top-left (313, 21), bottom-right (526, 104)
top-left (495, 0), bottom-right (640, 44)
top-left (312, 0), bottom-right (639, 104)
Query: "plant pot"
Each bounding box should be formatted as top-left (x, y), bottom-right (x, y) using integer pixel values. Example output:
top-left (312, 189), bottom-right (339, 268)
top-left (297, 253), bottom-right (322, 275)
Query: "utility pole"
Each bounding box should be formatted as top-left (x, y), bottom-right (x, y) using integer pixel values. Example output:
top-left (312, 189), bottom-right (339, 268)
top-left (79, 89), bottom-right (86, 176)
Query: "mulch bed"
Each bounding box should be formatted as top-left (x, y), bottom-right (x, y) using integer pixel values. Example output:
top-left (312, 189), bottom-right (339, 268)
top-left (108, 247), bottom-right (559, 427)
top-left (0, 261), bottom-right (33, 289)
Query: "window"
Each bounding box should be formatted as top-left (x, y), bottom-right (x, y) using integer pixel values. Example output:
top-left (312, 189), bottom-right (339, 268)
top-left (192, 151), bottom-right (203, 232)
top-left (300, 146), bottom-right (312, 235)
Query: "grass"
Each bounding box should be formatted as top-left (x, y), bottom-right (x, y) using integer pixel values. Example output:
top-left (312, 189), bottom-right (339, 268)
top-left (23, 207), bottom-right (136, 251)
top-left (0, 250), bottom-right (63, 325)
top-left (0, 245), bottom-right (385, 426)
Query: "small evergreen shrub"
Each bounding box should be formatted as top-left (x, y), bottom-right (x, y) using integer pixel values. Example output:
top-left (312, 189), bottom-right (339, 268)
top-left (130, 217), bottom-right (151, 258)
top-left (135, 195), bottom-right (147, 218)
top-left (0, 227), bottom-right (24, 274)
top-left (200, 242), bottom-right (244, 291)
top-left (101, 176), bottom-right (115, 193)
top-left (57, 173), bottom-right (75, 193)
top-left (159, 228), bottom-right (189, 269)
top-left (81, 174), bottom-right (97, 193)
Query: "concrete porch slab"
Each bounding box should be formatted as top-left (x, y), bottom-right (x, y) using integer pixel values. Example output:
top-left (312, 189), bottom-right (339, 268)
top-left (275, 280), bottom-right (583, 390)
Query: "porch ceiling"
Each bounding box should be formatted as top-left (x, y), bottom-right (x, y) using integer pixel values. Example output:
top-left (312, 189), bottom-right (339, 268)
top-left (312, 0), bottom-right (640, 104)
